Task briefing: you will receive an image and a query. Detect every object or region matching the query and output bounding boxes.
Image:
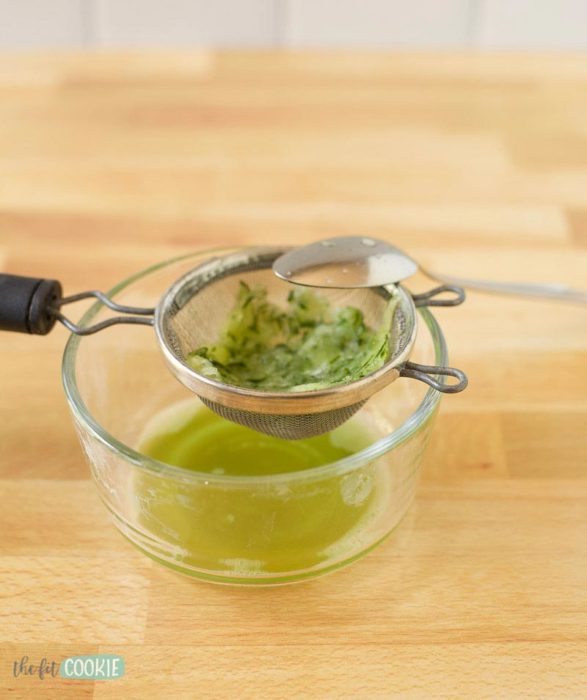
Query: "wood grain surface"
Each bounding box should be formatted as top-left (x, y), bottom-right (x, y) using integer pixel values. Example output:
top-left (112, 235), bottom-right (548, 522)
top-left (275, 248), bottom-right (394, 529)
top-left (0, 51), bottom-right (586, 699)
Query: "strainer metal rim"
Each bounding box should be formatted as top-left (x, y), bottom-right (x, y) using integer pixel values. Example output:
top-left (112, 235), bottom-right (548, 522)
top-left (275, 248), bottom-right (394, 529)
top-left (153, 246), bottom-right (418, 415)
top-left (62, 248), bottom-right (446, 485)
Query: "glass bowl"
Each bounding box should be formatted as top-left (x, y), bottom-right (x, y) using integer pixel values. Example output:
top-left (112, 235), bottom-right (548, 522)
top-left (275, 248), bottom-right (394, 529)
top-left (62, 249), bottom-right (446, 586)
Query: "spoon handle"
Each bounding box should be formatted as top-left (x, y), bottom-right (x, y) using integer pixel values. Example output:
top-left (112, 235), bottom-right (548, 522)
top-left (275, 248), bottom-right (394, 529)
top-left (421, 267), bottom-right (587, 305)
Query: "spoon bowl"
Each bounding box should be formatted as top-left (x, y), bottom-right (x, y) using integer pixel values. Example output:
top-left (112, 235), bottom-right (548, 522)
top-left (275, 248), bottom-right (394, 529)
top-left (273, 236), bottom-right (418, 288)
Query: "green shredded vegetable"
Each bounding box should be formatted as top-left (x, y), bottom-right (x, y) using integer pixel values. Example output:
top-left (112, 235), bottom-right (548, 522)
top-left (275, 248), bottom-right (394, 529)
top-left (187, 282), bottom-right (396, 392)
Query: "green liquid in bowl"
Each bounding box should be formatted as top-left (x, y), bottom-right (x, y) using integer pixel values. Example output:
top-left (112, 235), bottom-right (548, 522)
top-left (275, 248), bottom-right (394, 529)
top-left (135, 403), bottom-right (386, 579)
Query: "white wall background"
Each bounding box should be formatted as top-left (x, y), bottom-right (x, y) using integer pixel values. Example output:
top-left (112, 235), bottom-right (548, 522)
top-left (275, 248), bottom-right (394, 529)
top-left (1, 0), bottom-right (586, 50)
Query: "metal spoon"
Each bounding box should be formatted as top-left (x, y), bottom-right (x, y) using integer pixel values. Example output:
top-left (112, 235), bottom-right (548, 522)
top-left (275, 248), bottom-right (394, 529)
top-left (273, 236), bottom-right (587, 304)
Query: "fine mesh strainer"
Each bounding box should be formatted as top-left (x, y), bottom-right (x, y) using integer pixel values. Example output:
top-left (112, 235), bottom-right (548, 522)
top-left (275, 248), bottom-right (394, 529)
top-left (0, 246), bottom-right (467, 439)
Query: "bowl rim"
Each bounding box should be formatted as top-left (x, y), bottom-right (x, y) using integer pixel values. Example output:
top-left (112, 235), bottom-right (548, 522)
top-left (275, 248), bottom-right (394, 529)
top-left (62, 248), bottom-right (447, 485)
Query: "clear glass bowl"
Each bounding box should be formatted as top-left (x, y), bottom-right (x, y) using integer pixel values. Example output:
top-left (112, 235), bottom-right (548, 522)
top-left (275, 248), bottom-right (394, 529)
top-left (62, 249), bottom-right (446, 586)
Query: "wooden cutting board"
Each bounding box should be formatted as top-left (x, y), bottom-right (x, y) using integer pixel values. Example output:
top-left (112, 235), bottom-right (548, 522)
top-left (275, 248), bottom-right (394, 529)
top-left (0, 51), bottom-right (586, 699)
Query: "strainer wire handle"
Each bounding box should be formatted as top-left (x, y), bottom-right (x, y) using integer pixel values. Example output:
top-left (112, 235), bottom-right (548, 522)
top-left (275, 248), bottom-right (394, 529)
top-left (400, 361), bottom-right (468, 394)
top-left (0, 274), bottom-right (155, 336)
top-left (54, 290), bottom-right (155, 336)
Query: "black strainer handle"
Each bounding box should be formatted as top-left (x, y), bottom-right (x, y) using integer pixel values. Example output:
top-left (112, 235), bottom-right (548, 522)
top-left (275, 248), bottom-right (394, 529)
top-left (400, 361), bottom-right (468, 394)
top-left (0, 274), bottom-right (63, 335)
top-left (0, 273), bottom-right (154, 336)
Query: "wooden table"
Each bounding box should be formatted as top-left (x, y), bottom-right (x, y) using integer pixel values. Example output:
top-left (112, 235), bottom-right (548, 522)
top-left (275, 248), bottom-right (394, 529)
top-left (0, 51), bottom-right (586, 699)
